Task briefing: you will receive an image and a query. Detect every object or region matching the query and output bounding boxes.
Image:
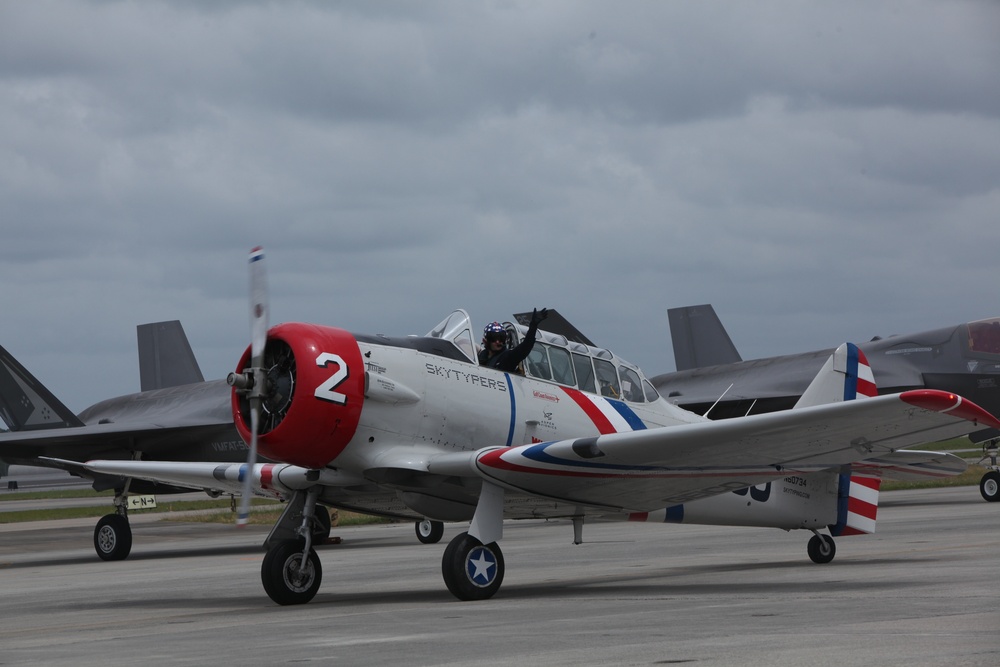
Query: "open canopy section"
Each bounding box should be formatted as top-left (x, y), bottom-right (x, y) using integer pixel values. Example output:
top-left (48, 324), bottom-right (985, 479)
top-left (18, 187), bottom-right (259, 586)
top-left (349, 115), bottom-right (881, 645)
top-left (425, 309), bottom-right (477, 364)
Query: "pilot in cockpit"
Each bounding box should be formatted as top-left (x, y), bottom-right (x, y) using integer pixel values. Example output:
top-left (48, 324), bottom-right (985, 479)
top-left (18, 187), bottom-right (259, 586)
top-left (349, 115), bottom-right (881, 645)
top-left (479, 307), bottom-right (548, 373)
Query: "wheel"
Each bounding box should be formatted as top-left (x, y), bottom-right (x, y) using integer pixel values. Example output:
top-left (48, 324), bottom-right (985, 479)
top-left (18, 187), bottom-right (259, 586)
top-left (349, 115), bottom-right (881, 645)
top-left (415, 519), bottom-right (444, 544)
top-left (441, 532), bottom-right (504, 601)
top-left (807, 534), bottom-right (836, 564)
top-left (313, 506), bottom-right (333, 542)
top-left (261, 539), bottom-right (323, 605)
top-left (980, 471), bottom-right (1000, 502)
top-left (94, 514), bottom-right (132, 561)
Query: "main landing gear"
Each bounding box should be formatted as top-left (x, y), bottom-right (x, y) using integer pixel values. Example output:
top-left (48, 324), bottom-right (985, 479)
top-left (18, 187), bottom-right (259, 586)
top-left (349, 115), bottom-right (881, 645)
top-left (261, 488), bottom-right (326, 605)
top-left (94, 493), bottom-right (132, 561)
top-left (94, 511), bottom-right (132, 561)
top-left (441, 532), bottom-right (505, 601)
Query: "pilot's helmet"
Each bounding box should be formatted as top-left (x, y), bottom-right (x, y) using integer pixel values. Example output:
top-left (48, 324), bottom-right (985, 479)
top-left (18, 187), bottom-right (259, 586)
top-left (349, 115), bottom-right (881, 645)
top-left (483, 322), bottom-right (506, 344)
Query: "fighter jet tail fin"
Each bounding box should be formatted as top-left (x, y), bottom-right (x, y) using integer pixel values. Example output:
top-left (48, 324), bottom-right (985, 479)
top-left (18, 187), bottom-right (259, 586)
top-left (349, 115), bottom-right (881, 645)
top-left (793, 342), bottom-right (876, 409)
top-left (0, 345), bottom-right (83, 431)
top-left (137, 321), bottom-right (205, 391)
top-left (667, 304), bottom-right (741, 371)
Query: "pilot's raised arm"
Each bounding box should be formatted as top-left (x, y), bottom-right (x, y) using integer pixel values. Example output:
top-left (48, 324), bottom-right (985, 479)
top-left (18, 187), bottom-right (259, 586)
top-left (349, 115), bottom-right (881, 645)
top-left (479, 308), bottom-right (548, 372)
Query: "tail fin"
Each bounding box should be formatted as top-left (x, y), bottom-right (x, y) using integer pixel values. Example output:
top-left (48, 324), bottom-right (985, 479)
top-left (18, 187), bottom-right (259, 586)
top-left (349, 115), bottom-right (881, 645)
top-left (668, 304), bottom-right (741, 371)
top-left (0, 345), bottom-right (83, 431)
top-left (794, 342), bottom-right (876, 409)
top-left (137, 321), bottom-right (205, 391)
top-left (795, 343), bottom-right (880, 535)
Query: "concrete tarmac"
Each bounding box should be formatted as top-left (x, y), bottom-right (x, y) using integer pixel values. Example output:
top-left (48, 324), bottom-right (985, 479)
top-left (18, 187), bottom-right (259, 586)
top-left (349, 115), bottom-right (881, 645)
top-left (0, 486), bottom-right (997, 666)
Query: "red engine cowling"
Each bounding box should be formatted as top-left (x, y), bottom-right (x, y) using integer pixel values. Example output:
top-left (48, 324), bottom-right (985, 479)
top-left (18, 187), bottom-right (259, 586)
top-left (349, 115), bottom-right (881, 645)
top-left (231, 322), bottom-right (365, 469)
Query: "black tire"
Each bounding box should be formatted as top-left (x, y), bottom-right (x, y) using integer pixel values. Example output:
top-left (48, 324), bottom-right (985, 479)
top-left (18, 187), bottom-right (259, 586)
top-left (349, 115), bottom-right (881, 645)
top-left (441, 532), bottom-right (504, 601)
top-left (807, 534), bottom-right (836, 564)
top-left (980, 471), bottom-right (1000, 502)
top-left (261, 540), bottom-right (323, 605)
top-left (415, 519), bottom-right (444, 544)
top-left (94, 514), bottom-right (132, 561)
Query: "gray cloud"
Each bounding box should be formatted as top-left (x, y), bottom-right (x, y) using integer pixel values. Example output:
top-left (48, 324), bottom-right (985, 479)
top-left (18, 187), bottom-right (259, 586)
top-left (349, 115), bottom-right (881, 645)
top-left (1, 0), bottom-right (998, 413)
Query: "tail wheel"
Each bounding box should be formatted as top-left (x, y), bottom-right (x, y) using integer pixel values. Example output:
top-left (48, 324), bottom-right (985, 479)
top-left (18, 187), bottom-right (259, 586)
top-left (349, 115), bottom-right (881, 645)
top-left (415, 519), bottom-right (444, 544)
top-left (261, 540), bottom-right (322, 605)
top-left (807, 534), bottom-right (836, 564)
top-left (980, 471), bottom-right (1000, 502)
top-left (94, 514), bottom-right (132, 561)
top-left (441, 532), bottom-right (504, 601)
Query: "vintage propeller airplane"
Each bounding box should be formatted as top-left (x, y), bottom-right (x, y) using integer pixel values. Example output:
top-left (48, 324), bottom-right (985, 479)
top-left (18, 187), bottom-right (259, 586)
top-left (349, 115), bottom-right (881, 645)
top-left (40, 248), bottom-right (1000, 605)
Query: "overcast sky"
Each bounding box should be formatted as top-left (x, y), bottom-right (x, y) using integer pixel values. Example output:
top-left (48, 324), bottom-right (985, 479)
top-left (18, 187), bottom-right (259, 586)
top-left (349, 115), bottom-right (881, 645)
top-left (2, 0), bottom-right (999, 414)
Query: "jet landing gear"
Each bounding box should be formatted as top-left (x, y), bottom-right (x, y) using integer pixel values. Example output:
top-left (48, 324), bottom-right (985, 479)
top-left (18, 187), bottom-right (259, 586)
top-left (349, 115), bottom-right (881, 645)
top-left (94, 493), bottom-right (132, 561)
top-left (441, 532), bottom-right (505, 601)
top-left (94, 512), bottom-right (132, 561)
top-left (978, 440), bottom-right (1000, 502)
top-left (807, 531), bottom-right (836, 564)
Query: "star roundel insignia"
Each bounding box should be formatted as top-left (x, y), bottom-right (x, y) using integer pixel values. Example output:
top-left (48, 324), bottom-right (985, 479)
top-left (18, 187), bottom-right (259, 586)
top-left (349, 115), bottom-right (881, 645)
top-left (466, 546), bottom-right (497, 586)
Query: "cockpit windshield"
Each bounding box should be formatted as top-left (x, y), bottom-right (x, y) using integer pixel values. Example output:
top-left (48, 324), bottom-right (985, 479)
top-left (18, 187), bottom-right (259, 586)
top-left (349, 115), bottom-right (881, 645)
top-left (426, 309), bottom-right (477, 364)
top-left (967, 318), bottom-right (1000, 356)
top-left (509, 322), bottom-right (661, 403)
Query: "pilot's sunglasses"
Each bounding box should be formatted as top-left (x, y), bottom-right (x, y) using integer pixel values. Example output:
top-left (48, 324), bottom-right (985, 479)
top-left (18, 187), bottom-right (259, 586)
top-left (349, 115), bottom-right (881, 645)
top-left (488, 334), bottom-right (506, 343)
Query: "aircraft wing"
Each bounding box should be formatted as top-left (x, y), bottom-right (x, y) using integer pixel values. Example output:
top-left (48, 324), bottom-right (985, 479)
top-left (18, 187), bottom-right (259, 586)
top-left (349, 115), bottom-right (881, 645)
top-left (0, 420), bottom-right (235, 461)
top-left (45, 458), bottom-right (365, 498)
top-left (61, 389), bottom-right (996, 516)
top-left (848, 449), bottom-right (968, 481)
top-left (463, 389), bottom-right (999, 511)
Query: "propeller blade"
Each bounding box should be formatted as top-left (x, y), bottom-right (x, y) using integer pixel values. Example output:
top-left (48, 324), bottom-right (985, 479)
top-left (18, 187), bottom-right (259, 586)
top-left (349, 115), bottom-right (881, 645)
top-left (249, 246), bottom-right (269, 367)
top-left (237, 246), bottom-right (269, 527)
top-left (237, 403), bottom-right (260, 526)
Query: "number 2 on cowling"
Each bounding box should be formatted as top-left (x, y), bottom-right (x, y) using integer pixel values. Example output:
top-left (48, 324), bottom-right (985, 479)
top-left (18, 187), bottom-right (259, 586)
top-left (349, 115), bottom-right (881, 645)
top-left (314, 353), bottom-right (349, 405)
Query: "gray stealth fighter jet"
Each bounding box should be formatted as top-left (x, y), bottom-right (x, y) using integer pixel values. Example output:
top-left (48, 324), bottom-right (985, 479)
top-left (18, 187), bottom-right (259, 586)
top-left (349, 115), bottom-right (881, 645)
top-left (0, 322), bottom-right (253, 559)
top-left (650, 305), bottom-right (1000, 502)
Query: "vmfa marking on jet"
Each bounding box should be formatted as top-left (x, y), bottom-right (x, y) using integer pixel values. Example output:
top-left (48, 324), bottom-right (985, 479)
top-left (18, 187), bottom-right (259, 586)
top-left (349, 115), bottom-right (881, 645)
top-left (49, 250), bottom-right (1000, 605)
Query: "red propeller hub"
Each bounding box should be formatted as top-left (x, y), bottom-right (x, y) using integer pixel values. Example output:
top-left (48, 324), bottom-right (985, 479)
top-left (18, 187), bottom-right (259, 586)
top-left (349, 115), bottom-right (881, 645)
top-left (232, 322), bottom-right (365, 469)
